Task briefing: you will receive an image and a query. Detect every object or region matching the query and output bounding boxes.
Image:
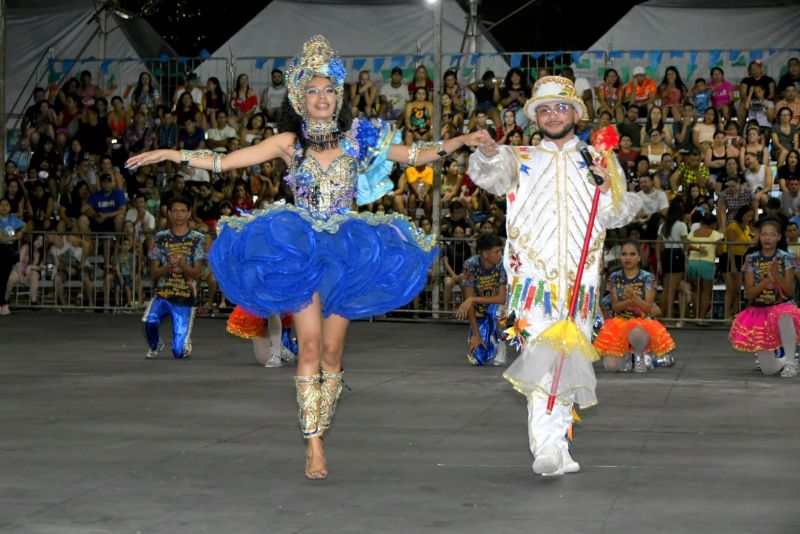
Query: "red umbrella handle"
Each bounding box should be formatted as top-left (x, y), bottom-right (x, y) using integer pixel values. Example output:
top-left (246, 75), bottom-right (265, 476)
top-left (547, 186), bottom-right (603, 414)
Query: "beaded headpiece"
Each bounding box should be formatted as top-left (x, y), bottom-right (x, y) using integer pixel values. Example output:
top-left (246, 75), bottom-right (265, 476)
top-left (286, 35), bottom-right (346, 119)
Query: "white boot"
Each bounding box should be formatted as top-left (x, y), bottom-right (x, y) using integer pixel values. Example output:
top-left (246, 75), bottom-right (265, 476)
top-left (527, 393), bottom-right (572, 477)
top-left (492, 342), bottom-right (507, 366)
top-left (560, 406), bottom-right (580, 474)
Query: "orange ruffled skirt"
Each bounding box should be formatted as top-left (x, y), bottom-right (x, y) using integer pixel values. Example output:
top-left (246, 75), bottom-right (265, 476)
top-left (593, 317), bottom-right (676, 357)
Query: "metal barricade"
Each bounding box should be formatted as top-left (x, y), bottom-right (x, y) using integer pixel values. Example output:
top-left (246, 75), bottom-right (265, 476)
top-left (5, 230), bottom-right (148, 312)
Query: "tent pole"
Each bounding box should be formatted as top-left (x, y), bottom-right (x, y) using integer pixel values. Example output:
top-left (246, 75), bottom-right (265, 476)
top-left (430, 0), bottom-right (443, 318)
top-left (0, 0), bottom-right (6, 196)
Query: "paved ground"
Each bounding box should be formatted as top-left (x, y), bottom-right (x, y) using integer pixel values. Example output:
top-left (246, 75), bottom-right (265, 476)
top-left (1, 313), bottom-right (798, 533)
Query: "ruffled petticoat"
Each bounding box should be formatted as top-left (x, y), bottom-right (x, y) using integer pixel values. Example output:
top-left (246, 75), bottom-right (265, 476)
top-left (209, 203), bottom-right (437, 321)
top-left (729, 302), bottom-right (800, 352)
top-left (593, 317), bottom-right (676, 357)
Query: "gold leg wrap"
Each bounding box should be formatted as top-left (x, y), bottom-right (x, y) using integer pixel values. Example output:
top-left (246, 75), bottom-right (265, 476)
top-left (294, 374), bottom-right (322, 438)
top-left (319, 369), bottom-right (344, 434)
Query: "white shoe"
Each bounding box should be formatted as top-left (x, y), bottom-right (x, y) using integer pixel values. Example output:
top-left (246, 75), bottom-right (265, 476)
top-left (0, 305), bottom-right (9, 316)
top-left (633, 354), bottom-right (648, 374)
top-left (532, 447), bottom-right (563, 476)
top-left (644, 353), bottom-right (654, 370)
top-left (264, 353), bottom-right (283, 368)
top-left (145, 349), bottom-right (159, 359)
top-left (780, 361), bottom-right (798, 378)
top-left (562, 449), bottom-right (580, 474)
top-left (280, 346), bottom-right (296, 364)
top-left (492, 343), bottom-right (507, 366)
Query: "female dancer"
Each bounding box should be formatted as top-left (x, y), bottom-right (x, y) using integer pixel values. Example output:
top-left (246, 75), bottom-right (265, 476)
top-left (729, 218), bottom-right (800, 378)
top-left (595, 240), bottom-right (675, 373)
top-left (126, 35), bottom-right (490, 480)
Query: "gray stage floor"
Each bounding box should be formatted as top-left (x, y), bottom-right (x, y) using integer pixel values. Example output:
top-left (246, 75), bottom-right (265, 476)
top-left (1, 313), bottom-right (798, 533)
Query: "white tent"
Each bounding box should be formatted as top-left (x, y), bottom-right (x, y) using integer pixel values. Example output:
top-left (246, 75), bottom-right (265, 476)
top-left (194, 0), bottom-right (507, 95)
top-left (579, 0), bottom-right (800, 85)
top-left (5, 0), bottom-right (175, 122)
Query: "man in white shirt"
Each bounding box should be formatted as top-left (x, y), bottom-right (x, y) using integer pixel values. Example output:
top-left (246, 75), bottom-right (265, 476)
top-left (781, 176), bottom-right (800, 217)
top-left (125, 195), bottom-right (156, 244)
top-left (206, 110), bottom-right (237, 152)
top-left (635, 174), bottom-right (669, 225)
top-left (379, 67), bottom-right (408, 122)
top-left (173, 73), bottom-right (203, 109)
top-left (260, 69), bottom-right (287, 122)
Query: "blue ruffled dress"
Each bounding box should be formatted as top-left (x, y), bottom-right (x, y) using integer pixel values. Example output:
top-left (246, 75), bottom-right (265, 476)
top-left (209, 118), bottom-right (437, 320)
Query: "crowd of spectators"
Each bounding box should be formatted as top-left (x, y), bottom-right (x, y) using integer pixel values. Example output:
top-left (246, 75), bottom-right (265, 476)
top-left (1, 56), bottom-right (799, 318)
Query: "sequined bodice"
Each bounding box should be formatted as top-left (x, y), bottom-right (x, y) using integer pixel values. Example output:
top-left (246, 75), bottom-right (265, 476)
top-left (291, 153), bottom-right (359, 216)
top-left (284, 128), bottom-right (363, 218)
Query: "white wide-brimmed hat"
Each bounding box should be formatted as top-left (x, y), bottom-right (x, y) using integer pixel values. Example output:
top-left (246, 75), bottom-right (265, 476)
top-left (524, 75), bottom-right (588, 121)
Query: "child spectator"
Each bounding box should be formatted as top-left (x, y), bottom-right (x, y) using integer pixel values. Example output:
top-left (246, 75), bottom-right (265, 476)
top-left (454, 233), bottom-right (508, 366)
top-left (690, 78), bottom-right (712, 117)
top-left (686, 213), bottom-right (723, 325)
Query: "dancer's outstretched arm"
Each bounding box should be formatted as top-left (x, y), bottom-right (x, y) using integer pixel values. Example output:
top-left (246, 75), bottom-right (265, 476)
top-left (125, 132), bottom-right (297, 173)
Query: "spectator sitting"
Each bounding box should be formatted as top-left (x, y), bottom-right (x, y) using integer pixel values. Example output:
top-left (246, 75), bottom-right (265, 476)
top-left (595, 68), bottom-right (625, 124)
top-left (771, 107), bottom-right (799, 166)
top-left (777, 150), bottom-right (800, 191)
top-left (777, 57), bottom-right (800, 100)
top-left (230, 181), bottom-right (254, 215)
top-left (775, 85), bottom-right (800, 128)
top-left (5, 234), bottom-right (45, 307)
top-left (743, 84), bottom-right (775, 132)
top-left (104, 235), bottom-right (135, 308)
top-left (641, 129), bottom-right (670, 172)
top-left (495, 109), bottom-right (523, 145)
top-left (350, 70), bottom-right (377, 118)
top-left (737, 60), bottom-right (776, 124)
top-left (690, 78), bottom-right (712, 118)
top-left (405, 163), bottom-right (433, 220)
top-left (635, 174), bottom-right (669, 227)
top-left (178, 118), bottom-right (205, 151)
top-left (780, 176), bottom-right (800, 218)
top-left (202, 110), bottom-right (235, 154)
top-left (467, 70), bottom-right (501, 129)
top-left (442, 199), bottom-right (471, 237)
top-left (498, 67), bottom-right (531, 127)
top-left (442, 224), bottom-right (469, 311)
top-left (3, 178), bottom-right (26, 221)
top-left (469, 108), bottom-right (496, 140)
top-left (75, 106), bottom-right (112, 160)
top-left (230, 73), bottom-right (258, 123)
top-left (124, 110), bottom-right (154, 158)
top-left (658, 66), bottom-right (688, 121)
top-left (710, 67), bottom-right (736, 124)
top-left (742, 151), bottom-right (774, 207)
top-left (259, 69), bottom-right (287, 122)
top-left (616, 134), bottom-right (640, 174)
top-left (617, 105), bottom-right (643, 149)
top-left (625, 66), bottom-right (658, 117)
top-left (379, 66), bottom-right (408, 123)
top-left (125, 195), bottom-right (157, 245)
top-left (26, 182), bottom-right (55, 232)
top-left (407, 65), bottom-right (434, 100)
top-left (239, 113), bottom-right (267, 147)
top-left (641, 106), bottom-right (673, 147)
top-left (202, 76), bottom-right (227, 125)
top-left (88, 173), bottom-right (127, 234)
top-left (57, 180), bottom-right (92, 234)
top-left (173, 72), bottom-right (203, 111)
top-left (404, 87), bottom-right (433, 145)
top-left (441, 69), bottom-right (466, 119)
top-left (48, 232), bottom-right (95, 308)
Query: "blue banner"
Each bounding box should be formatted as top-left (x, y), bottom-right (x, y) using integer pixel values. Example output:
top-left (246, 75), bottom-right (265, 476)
top-left (510, 53), bottom-right (522, 68)
top-left (352, 58), bottom-right (366, 71)
top-left (373, 57), bottom-right (385, 72)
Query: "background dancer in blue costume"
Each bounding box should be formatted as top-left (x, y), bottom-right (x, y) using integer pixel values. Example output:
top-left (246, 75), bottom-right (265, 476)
top-left (127, 35), bottom-right (492, 480)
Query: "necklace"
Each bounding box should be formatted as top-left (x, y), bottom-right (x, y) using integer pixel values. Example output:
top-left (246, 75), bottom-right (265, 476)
top-left (303, 119), bottom-right (341, 152)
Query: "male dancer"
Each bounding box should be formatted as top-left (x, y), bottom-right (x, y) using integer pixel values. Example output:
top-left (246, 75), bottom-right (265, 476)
top-left (468, 77), bottom-right (640, 476)
top-left (143, 196), bottom-right (206, 359)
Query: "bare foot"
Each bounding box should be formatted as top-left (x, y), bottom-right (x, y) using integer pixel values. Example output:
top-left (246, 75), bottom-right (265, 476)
top-left (305, 436), bottom-right (327, 480)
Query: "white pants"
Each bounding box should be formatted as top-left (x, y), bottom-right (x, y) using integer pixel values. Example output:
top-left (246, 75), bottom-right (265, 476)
top-left (527, 392), bottom-right (573, 458)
